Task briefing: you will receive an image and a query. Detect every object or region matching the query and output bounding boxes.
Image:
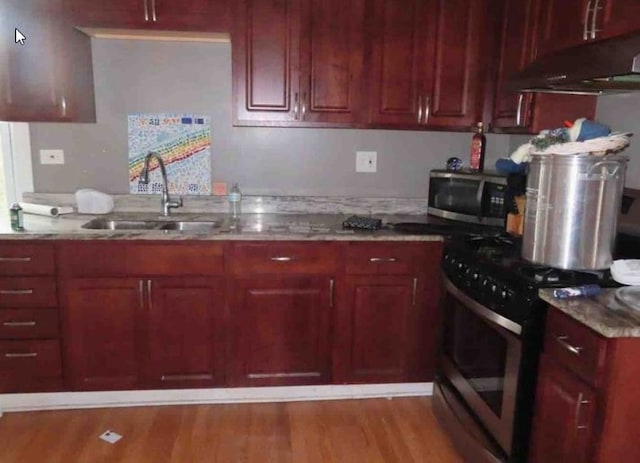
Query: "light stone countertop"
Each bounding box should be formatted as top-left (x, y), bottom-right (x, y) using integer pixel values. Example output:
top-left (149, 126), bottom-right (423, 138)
top-left (540, 288), bottom-right (640, 338)
top-left (0, 211), bottom-right (446, 242)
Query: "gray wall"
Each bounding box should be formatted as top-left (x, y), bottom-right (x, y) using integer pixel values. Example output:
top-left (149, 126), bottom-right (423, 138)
top-left (596, 93), bottom-right (640, 189)
top-left (29, 38), bottom-right (512, 198)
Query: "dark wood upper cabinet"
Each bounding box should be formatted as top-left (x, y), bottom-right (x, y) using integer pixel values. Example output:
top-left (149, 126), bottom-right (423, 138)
top-left (367, 0), bottom-right (428, 127)
top-left (0, 0), bottom-right (95, 122)
top-left (597, 0), bottom-right (640, 40)
top-left (492, 0), bottom-right (597, 133)
top-left (536, 0), bottom-right (591, 57)
top-left (233, 0), bottom-right (365, 127)
top-left (426, 0), bottom-right (487, 129)
top-left (69, 0), bottom-right (230, 32)
top-left (368, 0), bottom-right (488, 130)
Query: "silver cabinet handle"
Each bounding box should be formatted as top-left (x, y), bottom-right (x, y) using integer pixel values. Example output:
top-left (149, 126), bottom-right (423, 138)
top-left (5, 352), bottom-right (38, 358)
top-left (139, 280), bottom-right (145, 309)
top-left (271, 256), bottom-right (294, 262)
top-left (301, 92), bottom-right (307, 119)
top-left (424, 96), bottom-right (431, 123)
top-left (417, 95), bottom-right (423, 124)
top-left (0, 256), bottom-right (31, 262)
top-left (590, 0), bottom-right (602, 39)
top-left (2, 321), bottom-right (36, 327)
top-left (0, 289), bottom-right (33, 295)
top-left (144, 0), bottom-right (149, 21)
top-left (583, 0), bottom-right (593, 40)
top-left (555, 335), bottom-right (583, 355)
top-left (369, 257), bottom-right (397, 263)
top-left (329, 279), bottom-right (334, 308)
top-left (575, 392), bottom-right (591, 430)
top-left (151, 0), bottom-right (158, 22)
top-left (516, 93), bottom-right (524, 126)
top-left (294, 92), bottom-right (300, 120)
top-left (147, 280), bottom-right (153, 310)
top-left (412, 277), bottom-right (418, 306)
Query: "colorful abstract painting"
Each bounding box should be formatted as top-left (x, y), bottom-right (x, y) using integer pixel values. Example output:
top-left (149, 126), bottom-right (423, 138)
top-left (128, 113), bottom-right (211, 195)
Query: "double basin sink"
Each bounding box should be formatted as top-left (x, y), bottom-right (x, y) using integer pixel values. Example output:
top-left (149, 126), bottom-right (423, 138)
top-left (82, 216), bottom-right (224, 233)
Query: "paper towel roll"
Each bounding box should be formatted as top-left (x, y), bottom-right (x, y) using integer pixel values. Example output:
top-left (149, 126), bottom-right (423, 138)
top-left (19, 202), bottom-right (74, 217)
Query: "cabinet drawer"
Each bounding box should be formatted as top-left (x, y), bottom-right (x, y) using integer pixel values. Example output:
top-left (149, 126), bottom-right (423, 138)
top-left (0, 309), bottom-right (59, 339)
top-left (0, 340), bottom-right (62, 377)
top-left (58, 242), bottom-right (224, 276)
top-left (229, 242), bottom-right (338, 275)
top-left (0, 277), bottom-right (57, 307)
top-left (544, 308), bottom-right (608, 386)
top-left (0, 242), bottom-right (55, 275)
top-left (345, 243), bottom-right (423, 275)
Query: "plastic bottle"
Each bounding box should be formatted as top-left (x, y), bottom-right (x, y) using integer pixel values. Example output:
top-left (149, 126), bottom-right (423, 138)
top-left (9, 203), bottom-right (24, 231)
top-left (469, 122), bottom-right (486, 171)
top-left (228, 182), bottom-right (242, 219)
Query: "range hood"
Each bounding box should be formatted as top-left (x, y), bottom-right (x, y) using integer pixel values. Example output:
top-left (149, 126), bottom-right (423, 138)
top-left (508, 33), bottom-right (640, 95)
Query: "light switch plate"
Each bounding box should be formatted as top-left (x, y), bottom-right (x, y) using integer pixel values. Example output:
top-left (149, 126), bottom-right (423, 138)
top-left (356, 151), bottom-right (377, 173)
top-left (40, 149), bottom-right (65, 165)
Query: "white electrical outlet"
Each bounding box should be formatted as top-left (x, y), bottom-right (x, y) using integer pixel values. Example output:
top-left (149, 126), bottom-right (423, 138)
top-left (40, 149), bottom-right (65, 165)
top-left (356, 151), bottom-right (377, 173)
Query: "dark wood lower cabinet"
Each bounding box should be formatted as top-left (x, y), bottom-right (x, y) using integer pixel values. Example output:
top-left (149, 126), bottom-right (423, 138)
top-left (228, 276), bottom-right (332, 386)
top-left (528, 355), bottom-right (596, 463)
top-left (335, 276), bottom-right (416, 383)
top-left (144, 277), bottom-right (225, 389)
top-left (62, 278), bottom-right (144, 391)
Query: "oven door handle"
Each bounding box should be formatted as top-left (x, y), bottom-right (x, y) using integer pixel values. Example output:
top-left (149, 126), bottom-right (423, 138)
top-left (476, 179), bottom-right (486, 222)
top-left (444, 276), bottom-right (522, 336)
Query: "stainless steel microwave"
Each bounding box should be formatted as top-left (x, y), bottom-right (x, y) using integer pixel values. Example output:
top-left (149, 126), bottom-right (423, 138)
top-left (428, 170), bottom-right (516, 226)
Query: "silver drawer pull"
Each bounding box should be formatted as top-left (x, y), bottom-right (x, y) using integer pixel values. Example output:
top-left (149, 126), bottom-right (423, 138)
top-left (0, 289), bottom-right (33, 295)
top-left (555, 335), bottom-right (583, 355)
top-left (0, 256), bottom-right (32, 262)
top-left (5, 352), bottom-right (38, 358)
top-left (370, 257), bottom-right (397, 263)
top-left (3, 321), bottom-right (37, 327)
top-left (271, 256), bottom-right (294, 262)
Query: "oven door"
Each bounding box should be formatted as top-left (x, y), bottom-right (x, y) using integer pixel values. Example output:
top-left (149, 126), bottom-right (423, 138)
top-left (439, 276), bottom-right (522, 454)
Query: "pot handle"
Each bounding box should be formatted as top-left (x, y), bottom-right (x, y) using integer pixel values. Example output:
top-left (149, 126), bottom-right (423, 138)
top-left (585, 160), bottom-right (622, 180)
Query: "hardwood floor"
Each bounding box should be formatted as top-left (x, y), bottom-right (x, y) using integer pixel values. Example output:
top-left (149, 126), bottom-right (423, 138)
top-left (0, 397), bottom-right (463, 463)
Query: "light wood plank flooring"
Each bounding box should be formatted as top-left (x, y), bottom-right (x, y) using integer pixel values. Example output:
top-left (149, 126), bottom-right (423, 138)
top-left (0, 397), bottom-right (463, 463)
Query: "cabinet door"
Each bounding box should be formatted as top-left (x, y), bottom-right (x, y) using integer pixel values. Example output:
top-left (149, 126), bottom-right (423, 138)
top-left (529, 355), bottom-right (596, 463)
top-left (425, 0), bottom-right (486, 129)
top-left (145, 277), bottom-right (225, 388)
top-left (335, 276), bottom-right (417, 383)
top-left (229, 276), bottom-right (332, 386)
top-left (233, 0), bottom-right (302, 124)
top-left (598, 0), bottom-right (640, 40)
top-left (297, 0), bottom-right (365, 125)
top-left (62, 279), bottom-right (144, 390)
top-left (492, 0), bottom-right (538, 131)
top-left (368, 0), bottom-right (428, 127)
top-left (69, 0), bottom-right (146, 28)
top-left (0, 0), bottom-right (95, 122)
top-left (537, 0), bottom-right (591, 57)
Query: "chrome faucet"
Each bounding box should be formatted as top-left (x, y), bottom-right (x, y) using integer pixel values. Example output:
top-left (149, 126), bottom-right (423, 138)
top-left (138, 151), bottom-right (183, 216)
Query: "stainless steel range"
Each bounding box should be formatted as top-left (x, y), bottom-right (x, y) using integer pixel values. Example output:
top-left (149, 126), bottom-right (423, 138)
top-left (432, 234), bottom-right (616, 463)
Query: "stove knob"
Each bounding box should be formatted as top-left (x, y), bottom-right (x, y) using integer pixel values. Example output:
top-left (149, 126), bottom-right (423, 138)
top-left (471, 272), bottom-right (480, 281)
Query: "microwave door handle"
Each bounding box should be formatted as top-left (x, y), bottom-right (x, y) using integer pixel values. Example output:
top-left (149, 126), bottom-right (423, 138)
top-left (476, 179), bottom-right (486, 221)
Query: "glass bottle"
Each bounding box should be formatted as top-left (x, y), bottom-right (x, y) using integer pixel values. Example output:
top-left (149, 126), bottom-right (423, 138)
top-left (469, 122), bottom-right (486, 171)
top-left (228, 182), bottom-right (242, 219)
top-left (9, 203), bottom-right (24, 231)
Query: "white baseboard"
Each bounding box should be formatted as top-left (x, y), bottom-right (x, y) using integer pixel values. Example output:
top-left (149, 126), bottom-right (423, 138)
top-left (0, 383), bottom-right (433, 414)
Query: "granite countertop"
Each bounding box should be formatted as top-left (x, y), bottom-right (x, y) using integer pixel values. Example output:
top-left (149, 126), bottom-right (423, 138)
top-left (0, 211), bottom-right (446, 241)
top-left (540, 288), bottom-right (640, 338)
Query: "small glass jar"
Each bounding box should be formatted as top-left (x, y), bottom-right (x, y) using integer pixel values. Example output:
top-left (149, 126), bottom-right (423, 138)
top-left (9, 203), bottom-right (24, 231)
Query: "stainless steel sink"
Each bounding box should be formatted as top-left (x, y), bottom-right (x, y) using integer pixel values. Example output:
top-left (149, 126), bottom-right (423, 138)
top-left (82, 217), bottom-right (221, 232)
top-left (159, 221), bottom-right (220, 232)
top-left (82, 219), bottom-right (164, 230)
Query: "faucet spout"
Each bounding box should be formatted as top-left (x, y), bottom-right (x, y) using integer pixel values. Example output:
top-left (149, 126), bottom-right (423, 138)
top-left (138, 151), bottom-right (183, 216)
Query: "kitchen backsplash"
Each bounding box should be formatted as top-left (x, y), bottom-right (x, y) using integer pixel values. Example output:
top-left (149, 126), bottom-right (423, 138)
top-left (28, 38), bottom-right (511, 199)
